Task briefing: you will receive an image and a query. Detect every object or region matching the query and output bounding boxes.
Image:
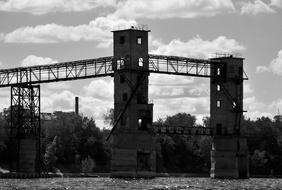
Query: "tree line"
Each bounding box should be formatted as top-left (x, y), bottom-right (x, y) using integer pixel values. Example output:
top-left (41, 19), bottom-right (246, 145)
top-left (1, 109), bottom-right (282, 175)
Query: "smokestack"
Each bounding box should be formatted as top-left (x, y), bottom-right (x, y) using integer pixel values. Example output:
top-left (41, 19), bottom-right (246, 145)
top-left (75, 97), bottom-right (79, 115)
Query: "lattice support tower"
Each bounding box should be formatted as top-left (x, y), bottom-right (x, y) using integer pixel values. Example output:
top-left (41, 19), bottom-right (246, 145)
top-left (9, 84), bottom-right (41, 173)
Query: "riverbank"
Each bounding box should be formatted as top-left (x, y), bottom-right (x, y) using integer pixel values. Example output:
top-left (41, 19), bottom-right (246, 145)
top-left (2, 171), bottom-right (281, 179)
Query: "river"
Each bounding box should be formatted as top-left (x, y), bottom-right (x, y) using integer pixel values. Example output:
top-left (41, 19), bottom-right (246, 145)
top-left (0, 177), bottom-right (282, 189)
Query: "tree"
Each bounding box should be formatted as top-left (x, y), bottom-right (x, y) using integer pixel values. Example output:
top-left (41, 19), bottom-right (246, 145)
top-left (103, 108), bottom-right (114, 127)
top-left (44, 136), bottom-right (58, 172)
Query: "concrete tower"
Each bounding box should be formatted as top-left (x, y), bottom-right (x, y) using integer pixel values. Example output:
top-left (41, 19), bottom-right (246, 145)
top-left (111, 27), bottom-right (156, 178)
top-left (210, 55), bottom-right (249, 178)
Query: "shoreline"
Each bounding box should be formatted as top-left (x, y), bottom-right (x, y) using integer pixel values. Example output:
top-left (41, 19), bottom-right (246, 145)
top-left (1, 172), bottom-right (282, 179)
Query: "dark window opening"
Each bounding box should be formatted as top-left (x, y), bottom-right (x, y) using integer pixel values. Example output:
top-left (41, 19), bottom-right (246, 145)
top-left (137, 152), bottom-right (150, 171)
top-left (216, 100), bottom-right (221, 108)
top-left (119, 36), bottom-right (125, 44)
top-left (122, 93), bottom-right (128, 101)
top-left (120, 75), bottom-right (125, 83)
top-left (137, 74), bottom-right (143, 82)
top-left (137, 93), bottom-right (144, 104)
top-left (238, 67), bottom-right (243, 77)
top-left (137, 36), bottom-right (142, 45)
top-left (216, 123), bottom-right (222, 135)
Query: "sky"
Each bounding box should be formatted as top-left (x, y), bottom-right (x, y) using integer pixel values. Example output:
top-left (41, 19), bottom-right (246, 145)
top-left (0, 0), bottom-right (282, 128)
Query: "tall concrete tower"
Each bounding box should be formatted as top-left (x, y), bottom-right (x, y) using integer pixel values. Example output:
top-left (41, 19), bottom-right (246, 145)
top-left (210, 55), bottom-right (249, 178)
top-left (111, 26), bottom-right (156, 178)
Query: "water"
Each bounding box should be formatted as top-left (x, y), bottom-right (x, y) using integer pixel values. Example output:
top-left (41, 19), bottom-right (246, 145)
top-left (0, 177), bottom-right (282, 190)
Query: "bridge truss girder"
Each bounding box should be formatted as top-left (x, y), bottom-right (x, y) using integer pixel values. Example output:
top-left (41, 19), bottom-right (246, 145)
top-left (0, 54), bottom-right (239, 88)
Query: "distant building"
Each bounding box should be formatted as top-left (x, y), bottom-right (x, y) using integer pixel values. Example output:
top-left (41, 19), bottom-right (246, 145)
top-left (274, 115), bottom-right (282, 123)
top-left (40, 112), bottom-right (57, 121)
top-left (274, 109), bottom-right (282, 123)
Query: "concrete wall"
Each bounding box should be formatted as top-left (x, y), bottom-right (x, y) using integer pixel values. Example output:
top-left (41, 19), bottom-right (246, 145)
top-left (111, 29), bottom-right (156, 178)
top-left (210, 56), bottom-right (249, 178)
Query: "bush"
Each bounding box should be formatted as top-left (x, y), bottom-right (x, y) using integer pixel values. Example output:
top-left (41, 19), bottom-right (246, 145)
top-left (81, 156), bottom-right (95, 173)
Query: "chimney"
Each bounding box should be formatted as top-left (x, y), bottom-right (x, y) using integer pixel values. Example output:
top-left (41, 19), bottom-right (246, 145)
top-left (75, 97), bottom-right (79, 115)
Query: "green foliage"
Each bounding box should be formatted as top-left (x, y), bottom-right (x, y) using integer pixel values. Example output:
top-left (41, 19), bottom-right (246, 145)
top-left (81, 156), bottom-right (95, 173)
top-left (103, 108), bottom-right (114, 127)
top-left (41, 112), bottom-right (110, 173)
top-left (44, 136), bottom-right (58, 172)
top-left (2, 106), bottom-right (282, 175)
top-left (155, 113), bottom-right (211, 173)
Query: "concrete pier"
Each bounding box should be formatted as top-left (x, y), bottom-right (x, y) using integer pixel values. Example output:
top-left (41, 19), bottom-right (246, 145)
top-left (210, 56), bottom-right (249, 178)
top-left (110, 27), bottom-right (156, 178)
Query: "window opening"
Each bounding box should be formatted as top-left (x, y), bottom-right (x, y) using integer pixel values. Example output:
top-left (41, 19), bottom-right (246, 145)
top-left (216, 84), bottom-right (221, 91)
top-left (216, 100), bottom-right (221, 108)
top-left (120, 36), bottom-right (125, 44)
top-left (137, 36), bottom-right (142, 45)
top-left (138, 58), bottom-right (143, 67)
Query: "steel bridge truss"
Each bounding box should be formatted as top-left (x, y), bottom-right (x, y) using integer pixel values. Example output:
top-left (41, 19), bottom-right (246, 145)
top-left (153, 125), bottom-right (213, 136)
top-left (10, 84), bottom-right (41, 171)
top-left (0, 55), bottom-right (225, 88)
top-left (148, 54), bottom-right (213, 77)
top-left (0, 56), bottom-right (113, 87)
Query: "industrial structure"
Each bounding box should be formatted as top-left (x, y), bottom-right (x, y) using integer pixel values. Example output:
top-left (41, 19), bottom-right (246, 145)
top-left (0, 26), bottom-right (249, 178)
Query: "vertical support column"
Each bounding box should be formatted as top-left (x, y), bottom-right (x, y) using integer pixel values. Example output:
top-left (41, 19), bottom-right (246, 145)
top-left (10, 84), bottom-right (41, 174)
top-left (110, 27), bottom-right (156, 178)
top-left (210, 55), bottom-right (249, 178)
top-left (75, 96), bottom-right (79, 115)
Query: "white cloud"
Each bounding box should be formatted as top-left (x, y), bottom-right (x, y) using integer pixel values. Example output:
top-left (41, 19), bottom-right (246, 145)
top-left (151, 36), bottom-right (245, 59)
top-left (0, 61), bottom-right (3, 67)
top-left (0, 0), bottom-right (116, 15)
top-left (3, 17), bottom-right (136, 46)
top-left (243, 96), bottom-right (273, 120)
top-left (255, 66), bottom-right (270, 73)
top-left (153, 97), bottom-right (210, 121)
top-left (21, 55), bottom-right (58, 67)
top-left (0, 33), bottom-right (4, 41)
top-left (269, 49), bottom-right (282, 75)
top-left (84, 78), bottom-right (114, 100)
top-left (110, 0), bottom-right (235, 19)
top-left (271, 0), bottom-right (282, 8)
top-left (256, 49), bottom-right (282, 75)
top-left (241, 0), bottom-right (275, 15)
top-left (244, 83), bottom-right (254, 95)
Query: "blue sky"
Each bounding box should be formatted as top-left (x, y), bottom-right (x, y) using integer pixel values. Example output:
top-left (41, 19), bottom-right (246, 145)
top-left (0, 0), bottom-right (282, 128)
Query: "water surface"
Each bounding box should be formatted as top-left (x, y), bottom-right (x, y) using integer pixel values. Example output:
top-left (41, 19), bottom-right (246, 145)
top-left (0, 177), bottom-right (281, 190)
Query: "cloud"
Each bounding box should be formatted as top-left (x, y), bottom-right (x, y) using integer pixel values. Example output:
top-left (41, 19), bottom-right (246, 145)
top-left (110, 0), bottom-right (235, 19)
top-left (255, 66), bottom-right (270, 74)
top-left (43, 78), bottom-right (114, 127)
top-left (3, 17), bottom-right (136, 46)
top-left (153, 97), bottom-right (210, 121)
top-left (151, 36), bottom-right (245, 59)
top-left (84, 78), bottom-right (114, 100)
top-left (21, 55), bottom-right (58, 67)
top-left (271, 0), bottom-right (282, 8)
top-left (241, 0), bottom-right (275, 15)
top-left (269, 49), bottom-right (282, 75)
top-left (0, 61), bottom-right (3, 67)
top-left (256, 49), bottom-right (282, 75)
top-left (0, 0), bottom-right (116, 15)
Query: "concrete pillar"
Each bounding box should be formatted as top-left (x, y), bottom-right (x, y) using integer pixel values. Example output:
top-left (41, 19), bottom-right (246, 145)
top-left (19, 138), bottom-right (37, 173)
top-left (210, 55), bottom-right (249, 178)
top-left (75, 97), bottom-right (79, 115)
top-left (111, 27), bottom-right (156, 178)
